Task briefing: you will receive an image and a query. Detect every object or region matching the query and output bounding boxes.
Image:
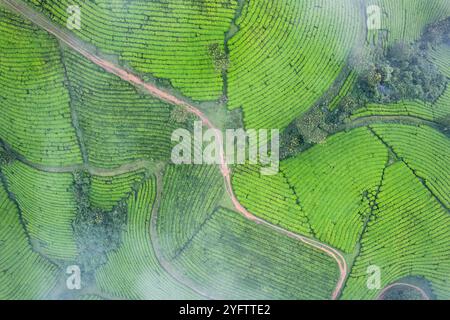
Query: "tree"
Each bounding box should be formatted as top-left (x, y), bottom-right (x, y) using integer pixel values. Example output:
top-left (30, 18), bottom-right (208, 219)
top-left (295, 108), bottom-right (330, 145)
top-left (208, 43), bottom-right (229, 72)
top-left (170, 106), bottom-right (190, 124)
top-left (0, 145), bottom-right (14, 166)
top-left (72, 171), bottom-right (128, 278)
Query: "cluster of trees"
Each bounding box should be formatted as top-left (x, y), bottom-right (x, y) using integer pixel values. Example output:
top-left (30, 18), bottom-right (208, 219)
top-left (72, 171), bottom-right (127, 280)
top-left (343, 17), bottom-right (450, 117)
top-left (352, 42), bottom-right (446, 106)
top-left (170, 106), bottom-right (191, 124)
top-left (281, 18), bottom-right (450, 158)
top-left (169, 105), bottom-right (198, 132)
top-left (0, 146), bottom-right (13, 166)
top-left (208, 43), bottom-right (229, 73)
top-left (280, 107), bottom-right (336, 159)
top-left (420, 17), bottom-right (450, 48)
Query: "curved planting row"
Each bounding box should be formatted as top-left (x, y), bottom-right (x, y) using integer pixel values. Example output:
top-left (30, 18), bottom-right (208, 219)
top-left (429, 43), bottom-right (450, 78)
top-left (371, 124), bottom-right (449, 209)
top-left (263, 127), bottom-right (386, 253)
top-left (0, 8), bottom-right (81, 166)
top-left (434, 86), bottom-right (450, 120)
top-left (79, 294), bottom-right (103, 300)
top-left (342, 161), bottom-right (450, 299)
top-left (157, 164), bottom-right (224, 258)
top-left (329, 70), bottom-right (358, 111)
top-left (234, 128), bottom-right (389, 253)
top-left (227, 0), bottom-right (362, 129)
top-left (232, 164), bottom-right (312, 236)
top-left (430, 44), bottom-right (450, 119)
top-left (374, 0), bottom-right (450, 45)
top-left (172, 207), bottom-right (339, 299)
top-left (2, 161), bottom-right (78, 260)
top-left (25, 0), bottom-right (238, 101)
top-left (62, 48), bottom-right (177, 168)
top-left (96, 177), bottom-right (199, 299)
top-left (0, 181), bottom-right (58, 299)
top-left (89, 170), bottom-right (147, 211)
top-left (350, 100), bottom-right (437, 121)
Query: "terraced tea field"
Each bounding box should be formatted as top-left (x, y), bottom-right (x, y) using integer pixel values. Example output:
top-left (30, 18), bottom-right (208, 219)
top-left (0, 0), bottom-right (449, 302)
top-left (24, 0), bottom-right (238, 102)
top-left (0, 8), bottom-right (82, 166)
top-left (372, 0), bottom-right (450, 45)
top-left (227, 0), bottom-right (363, 129)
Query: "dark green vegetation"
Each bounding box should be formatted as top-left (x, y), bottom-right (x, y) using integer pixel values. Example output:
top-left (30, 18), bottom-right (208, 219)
top-left (336, 17), bottom-right (450, 117)
top-left (380, 287), bottom-right (425, 300)
top-left (352, 42), bottom-right (446, 104)
top-left (379, 281), bottom-right (429, 300)
top-left (72, 171), bottom-right (127, 277)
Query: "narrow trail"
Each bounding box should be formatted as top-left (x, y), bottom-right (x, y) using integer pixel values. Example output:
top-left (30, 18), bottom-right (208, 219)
top-left (377, 282), bottom-right (430, 300)
top-left (149, 171), bottom-right (214, 300)
top-left (1, 138), bottom-right (154, 177)
top-left (2, 0), bottom-right (347, 299)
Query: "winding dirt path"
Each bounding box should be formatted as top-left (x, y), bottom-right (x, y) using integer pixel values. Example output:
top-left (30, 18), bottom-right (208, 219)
top-left (2, 0), bottom-right (347, 299)
top-left (377, 283), bottom-right (430, 300)
top-left (149, 170), bottom-right (214, 299)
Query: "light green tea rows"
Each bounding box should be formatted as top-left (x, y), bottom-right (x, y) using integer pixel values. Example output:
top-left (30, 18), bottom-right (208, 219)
top-left (342, 161), bottom-right (450, 299)
top-left (0, 8), bottom-right (81, 166)
top-left (227, 0), bottom-right (362, 129)
top-left (2, 161), bottom-right (78, 260)
top-left (172, 207), bottom-right (339, 299)
top-left (0, 181), bottom-right (59, 299)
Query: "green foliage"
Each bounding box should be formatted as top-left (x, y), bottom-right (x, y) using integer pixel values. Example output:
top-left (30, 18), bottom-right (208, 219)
top-left (281, 127), bottom-right (388, 252)
top-left (371, 124), bottom-right (450, 208)
top-left (232, 164), bottom-right (312, 236)
top-left (294, 108), bottom-right (334, 145)
top-left (72, 171), bottom-right (127, 276)
top-left (89, 170), bottom-right (146, 211)
top-left (157, 164), bottom-right (224, 258)
top-left (353, 42), bottom-right (446, 104)
top-left (0, 8), bottom-right (82, 166)
top-left (370, 0), bottom-right (450, 46)
top-left (333, 18), bottom-right (450, 121)
top-left (0, 145), bottom-right (14, 166)
top-left (25, 0), bottom-right (238, 101)
top-left (224, 108), bottom-right (244, 130)
top-left (420, 17), bottom-right (450, 48)
top-left (279, 124), bottom-right (303, 159)
top-left (350, 100), bottom-right (437, 122)
top-left (208, 43), bottom-right (229, 72)
top-left (170, 106), bottom-right (191, 124)
top-left (63, 48), bottom-right (177, 168)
